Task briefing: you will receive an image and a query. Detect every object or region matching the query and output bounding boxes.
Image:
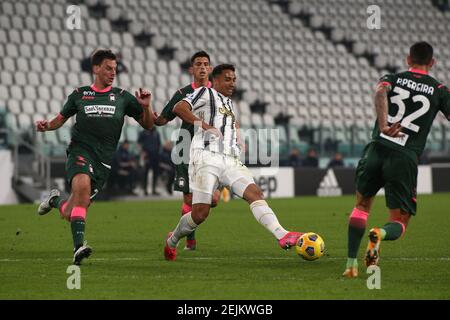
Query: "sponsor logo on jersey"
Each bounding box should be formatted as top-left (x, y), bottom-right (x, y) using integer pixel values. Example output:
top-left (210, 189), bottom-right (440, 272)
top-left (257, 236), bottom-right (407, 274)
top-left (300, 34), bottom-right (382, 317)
top-left (82, 91), bottom-right (96, 100)
top-left (186, 91), bottom-right (200, 100)
top-left (317, 169), bottom-right (342, 197)
top-left (219, 106), bottom-right (235, 119)
top-left (84, 105), bottom-right (116, 116)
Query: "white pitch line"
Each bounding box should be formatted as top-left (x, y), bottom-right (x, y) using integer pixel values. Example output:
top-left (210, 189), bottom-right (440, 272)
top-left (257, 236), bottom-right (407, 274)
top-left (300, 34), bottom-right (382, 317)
top-left (0, 256), bottom-right (449, 263)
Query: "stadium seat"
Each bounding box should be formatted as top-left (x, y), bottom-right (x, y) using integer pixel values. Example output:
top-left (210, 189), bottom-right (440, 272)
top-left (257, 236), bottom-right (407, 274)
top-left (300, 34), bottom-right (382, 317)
top-left (18, 43), bottom-right (32, 58)
top-left (86, 31), bottom-right (97, 47)
top-left (51, 87), bottom-right (64, 102)
top-left (98, 18), bottom-right (112, 33)
top-left (2, 57), bottom-right (15, 73)
top-left (0, 71), bottom-right (13, 86)
top-left (56, 59), bottom-right (69, 73)
top-left (26, 72), bottom-right (39, 87)
top-left (0, 86), bottom-right (9, 101)
top-left (58, 125), bottom-right (72, 145)
top-left (0, 0), bottom-right (448, 160)
top-left (35, 99), bottom-right (48, 114)
top-left (49, 17), bottom-right (62, 30)
top-left (130, 74), bottom-right (143, 88)
top-left (7, 99), bottom-right (20, 115)
top-left (239, 114), bottom-right (251, 129)
top-left (123, 33), bottom-right (134, 47)
top-left (6, 43), bottom-right (18, 57)
top-left (17, 114), bottom-right (31, 131)
top-left (14, 72), bottom-right (27, 86)
top-left (263, 114), bottom-right (275, 128)
top-left (10, 85), bottom-right (23, 100)
top-left (39, 71), bottom-right (53, 86)
top-left (22, 99), bottom-right (35, 114)
top-left (37, 86), bottom-right (50, 101)
top-left (49, 100), bottom-right (61, 114)
top-left (80, 73), bottom-right (92, 84)
top-left (251, 114), bottom-right (264, 129)
top-left (2, 2), bottom-right (14, 16)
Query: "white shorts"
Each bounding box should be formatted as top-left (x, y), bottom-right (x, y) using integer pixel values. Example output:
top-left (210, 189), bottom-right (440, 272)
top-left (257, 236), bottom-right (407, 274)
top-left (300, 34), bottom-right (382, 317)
top-left (189, 149), bottom-right (255, 204)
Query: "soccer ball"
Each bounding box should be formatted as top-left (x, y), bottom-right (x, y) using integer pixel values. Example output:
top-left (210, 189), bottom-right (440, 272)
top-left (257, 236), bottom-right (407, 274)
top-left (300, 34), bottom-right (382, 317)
top-left (295, 232), bottom-right (325, 261)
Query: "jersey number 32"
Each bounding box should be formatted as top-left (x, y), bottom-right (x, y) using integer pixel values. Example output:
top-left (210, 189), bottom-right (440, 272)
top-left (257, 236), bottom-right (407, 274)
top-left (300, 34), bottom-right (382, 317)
top-left (388, 86), bottom-right (430, 133)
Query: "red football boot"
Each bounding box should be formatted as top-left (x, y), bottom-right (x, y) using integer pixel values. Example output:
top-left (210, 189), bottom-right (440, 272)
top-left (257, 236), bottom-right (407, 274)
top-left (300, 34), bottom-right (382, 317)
top-left (164, 232), bottom-right (177, 261)
top-left (278, 231), bottom-right (303, 250)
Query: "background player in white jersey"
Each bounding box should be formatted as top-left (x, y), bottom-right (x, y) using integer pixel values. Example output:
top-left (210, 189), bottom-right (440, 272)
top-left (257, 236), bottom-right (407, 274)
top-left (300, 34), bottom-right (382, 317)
top-left (163, 64), bottom-right (304, 260)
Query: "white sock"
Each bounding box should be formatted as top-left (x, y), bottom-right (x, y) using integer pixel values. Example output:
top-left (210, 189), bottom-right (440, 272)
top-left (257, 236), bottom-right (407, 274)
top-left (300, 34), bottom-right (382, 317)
top-left (250, 200), bottom-right (288, 240)
top-left (167, 212), bottom-right (198, 248)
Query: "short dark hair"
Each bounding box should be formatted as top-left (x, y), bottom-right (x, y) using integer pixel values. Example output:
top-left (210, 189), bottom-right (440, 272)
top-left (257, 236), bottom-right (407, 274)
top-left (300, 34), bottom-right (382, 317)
top-left (212, 64), bottom-right (235, 79)
top-left (190, 51), bottom-right (210, 65)
top-left (409, 42), bottom-right (433, 65)
top-left (91, 49), bottom-right (116, 66)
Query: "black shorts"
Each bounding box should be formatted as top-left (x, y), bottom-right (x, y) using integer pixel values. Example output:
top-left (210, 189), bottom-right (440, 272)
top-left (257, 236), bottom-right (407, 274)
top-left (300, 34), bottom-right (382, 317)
top-left (174, 163), bottom-right (190, 194)
top-left (66, 144), bottom-right (110, 199)
top-left (355, 142), bottom-right (418, 215)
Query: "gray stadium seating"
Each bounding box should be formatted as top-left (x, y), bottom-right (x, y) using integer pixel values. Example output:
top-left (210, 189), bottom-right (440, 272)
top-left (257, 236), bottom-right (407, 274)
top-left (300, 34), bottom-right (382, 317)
top-left (0, 0), bottom-right (448, 157)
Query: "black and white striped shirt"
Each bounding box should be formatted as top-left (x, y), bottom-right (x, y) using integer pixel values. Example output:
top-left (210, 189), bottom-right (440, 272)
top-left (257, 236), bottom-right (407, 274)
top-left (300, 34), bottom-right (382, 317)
top-left (183, 87), bottom-right (240, 157)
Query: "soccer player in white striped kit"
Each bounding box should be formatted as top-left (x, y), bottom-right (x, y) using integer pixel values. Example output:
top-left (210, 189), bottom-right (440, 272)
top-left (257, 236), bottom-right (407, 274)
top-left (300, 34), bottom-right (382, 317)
top-left (164, 64), bottom-right (303, 260)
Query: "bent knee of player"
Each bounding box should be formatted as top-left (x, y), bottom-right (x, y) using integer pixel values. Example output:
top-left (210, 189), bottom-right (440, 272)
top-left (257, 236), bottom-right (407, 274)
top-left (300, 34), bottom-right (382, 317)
top-left (389, 209), bottom-right (411, 232)
top-left (71, 174), bottom-right (91, 194)
top-left (72, 192), bottom-right (91, 208)
top-left (192, 204), bottom-right (210, 224)
top-left (243, 184), bottom-right (264, 204)
top-left (198, 209), bottom-right (210, 222)
top-left (191, 191), bottom-right (212, 223)
top-left (71, 174), bottom-right (91, 205)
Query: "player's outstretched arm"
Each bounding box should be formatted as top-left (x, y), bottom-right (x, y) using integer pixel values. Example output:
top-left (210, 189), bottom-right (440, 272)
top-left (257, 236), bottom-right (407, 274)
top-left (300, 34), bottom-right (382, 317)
top-left (35, 114), bottom-right (67, 132)
top-left (154, 114), bottom-right (169, 126)
top-left (155, 89), bottom-right (184, 127)
top-left (135, 88), bottom-right (155, 130)
top-left (374, 83), bottom-right (404, 137)
top-left (439, 84), bottom-right (450, 121)
top-left (174, 100), bottom-right (214, 132)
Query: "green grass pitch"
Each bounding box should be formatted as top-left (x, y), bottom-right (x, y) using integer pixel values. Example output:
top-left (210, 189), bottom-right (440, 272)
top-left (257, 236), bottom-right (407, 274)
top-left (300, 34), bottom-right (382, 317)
top-left (0, 193), bottom-right (449, 299)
